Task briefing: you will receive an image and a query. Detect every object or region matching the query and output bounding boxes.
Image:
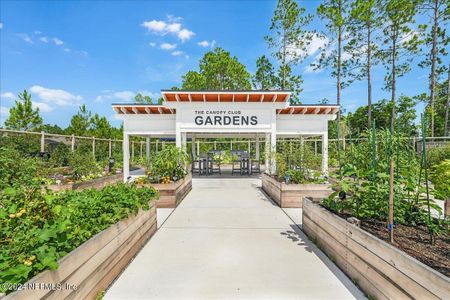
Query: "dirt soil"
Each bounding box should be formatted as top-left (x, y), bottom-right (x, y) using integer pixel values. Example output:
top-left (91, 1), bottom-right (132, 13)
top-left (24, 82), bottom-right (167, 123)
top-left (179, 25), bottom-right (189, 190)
top-left (360, 220), bottom-right (450, 277)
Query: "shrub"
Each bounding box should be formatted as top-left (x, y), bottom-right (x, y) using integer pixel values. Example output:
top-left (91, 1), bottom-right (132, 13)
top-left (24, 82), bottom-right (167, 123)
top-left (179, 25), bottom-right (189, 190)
top-left (49, 143), bottom-right (71, 167)
top-left (0, 183), bottom-right (158, 293)
top-left (431, 159), bottom-right (450, 200)
top-left (427, 144), bottom-right (450, 167)
top-left (68, 150), bottom-right (101, 180)
top-left (149, 145), bottom-right (189, 180)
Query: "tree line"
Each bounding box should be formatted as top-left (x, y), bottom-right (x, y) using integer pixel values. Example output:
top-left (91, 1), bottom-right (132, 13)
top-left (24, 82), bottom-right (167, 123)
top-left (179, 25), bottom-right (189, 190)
top-left (2, 0), bottom-right (449, 139)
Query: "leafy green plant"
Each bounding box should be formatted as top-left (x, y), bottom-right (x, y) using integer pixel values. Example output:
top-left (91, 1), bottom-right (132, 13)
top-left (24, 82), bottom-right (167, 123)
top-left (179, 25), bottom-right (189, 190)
top-left (0, 183), bottom-right (158, 293)
top-left (430, 159), bottom-right (450, 200)
top-left (67, 150), bottom-right (101, 180)
top-left (49, 143), bottom-right (71, 167)
top-left (148, 145), bottom-right (189, 180)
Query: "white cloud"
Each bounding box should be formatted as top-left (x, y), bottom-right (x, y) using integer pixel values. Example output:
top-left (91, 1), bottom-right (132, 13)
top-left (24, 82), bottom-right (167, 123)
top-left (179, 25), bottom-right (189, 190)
top-left (34, 30), bottom-right (42, 35)
top-left (0, 22), bottom-right (3, 29)
top-left (167, 23), bottom-right (181, 33)
top-left (21, 35), bottom-right (33, 44)
top-left (198, 40), bottom-right (209, 47)
top-left (177, 29), bottom-right (195, 42)
top-left (95, 90), bottom-right (135, 103)
top-left (211, 40), bottom-right (216, 48)
top-left (32, 101), bottom-right (53, 112)
top-left (30, 85), bottom-right (82, 106)
top-left (0, 92), bottom-right (15, 99)
top-left (142, 20), bottom-right (167, 33)
top-left (39, 36), bottom-right (48, 43)
top-left (171, 50), bottom-right (184, 56)
top-left (53, 37), bottom-right (63, 45)
top-left (64, 48), bottom-right (71, 52)
top-left (304, 64), bottom-right (323, 74)
top-left (141, 16), bottom-right (195, 42)
top-left (149, 42), bottom-right (156, 47)
top-left (160, 43), bottom-right (177, 50)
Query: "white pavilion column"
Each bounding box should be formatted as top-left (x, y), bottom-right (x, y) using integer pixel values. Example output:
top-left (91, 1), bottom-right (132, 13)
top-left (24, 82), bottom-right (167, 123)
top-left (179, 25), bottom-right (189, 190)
top-left (123, 133), bottom-right (130, 182)
top-left (270, 132), bottom-right (277, 174)
top-left (146, 136), bottom-right (151, 162)
top-left (322, 131), bottom-right (328, 175)
top-left (175, 130), bottom-right (182, 148)
top-left (264, 132), bottom-right (270, 173)
top-left (255, 135), bottom-right (260, 160)
top-left (191, 135), bottom-right (196, 158)
top-left (181, 132), bottom-right (187, 151)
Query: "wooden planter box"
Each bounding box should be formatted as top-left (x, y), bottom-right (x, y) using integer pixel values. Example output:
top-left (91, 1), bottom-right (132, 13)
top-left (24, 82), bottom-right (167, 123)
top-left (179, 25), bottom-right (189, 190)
top-left (48, 173), bottom-right (123, 192)
top-left (302, 198), bottom-right (450, 299)
top-left (2, 204), bottom-right (157, 300)
top-left (144, 173), bottom-right (192, 208)
top-left (261, 173), bottom-right (332, 208)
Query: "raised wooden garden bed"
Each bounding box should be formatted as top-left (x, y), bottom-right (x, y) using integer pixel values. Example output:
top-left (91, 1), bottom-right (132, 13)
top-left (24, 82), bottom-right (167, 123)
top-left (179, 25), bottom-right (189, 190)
top-left (2, 204), bottom-right (157, 300)
top-left (48, 173), bottom-right (123, 192)
top-left (144, 173), bottom-right (192, 208)
top-left (261, 173), bottom-right (332, 208)
top-left (302, 198), bottom-right (450, 299)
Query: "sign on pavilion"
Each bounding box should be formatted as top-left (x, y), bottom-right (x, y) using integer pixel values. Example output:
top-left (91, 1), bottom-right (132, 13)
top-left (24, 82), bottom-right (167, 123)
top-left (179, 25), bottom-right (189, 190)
top-left (112, 90), bottom-right (339, 180)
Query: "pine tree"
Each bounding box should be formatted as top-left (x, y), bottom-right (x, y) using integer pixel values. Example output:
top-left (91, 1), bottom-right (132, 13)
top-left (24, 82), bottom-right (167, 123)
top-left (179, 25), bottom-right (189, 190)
top-left (5, 90), bottom-right (43, 131)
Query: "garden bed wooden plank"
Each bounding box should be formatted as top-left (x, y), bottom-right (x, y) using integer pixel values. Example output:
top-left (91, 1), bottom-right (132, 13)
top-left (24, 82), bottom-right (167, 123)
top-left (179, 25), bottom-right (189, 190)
top-left (4, 204), bottom-right (156, 300)
top-left (144, 173), bottom-right (192, 208)
top-left (262, 173), bottom-right (331, 208)
top-left (48, 173), bottom-right (123, 192)
top-left (303, 199), bottom-right (450, 299)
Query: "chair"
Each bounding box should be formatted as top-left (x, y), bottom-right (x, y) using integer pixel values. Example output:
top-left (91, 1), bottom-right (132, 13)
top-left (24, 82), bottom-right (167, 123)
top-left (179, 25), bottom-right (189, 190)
top-left (251, 158), bottom-right (261, 174)
top-left (240, 152), bottom-right (250, 175)
top-left (231, 150), bottom-right (242, 175)
top-left (191, 154), bottom-right (200, 174)
top-left (199, 154), bottom-right (209, 175)
top-left (208, 151), bottom-right (222, 175)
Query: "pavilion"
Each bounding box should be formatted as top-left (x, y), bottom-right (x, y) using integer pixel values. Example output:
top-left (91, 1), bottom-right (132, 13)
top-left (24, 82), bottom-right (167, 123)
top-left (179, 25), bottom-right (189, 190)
top-left (112, 90), bottom-right (339, 180)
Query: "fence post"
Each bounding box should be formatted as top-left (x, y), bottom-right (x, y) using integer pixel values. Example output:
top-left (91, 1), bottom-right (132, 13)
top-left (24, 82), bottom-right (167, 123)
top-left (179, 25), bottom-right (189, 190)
top-left (156, 140), bottom-right (159, 152)
top-left (315, 140), bottom-right (318, 155)
top-left (108, 139), bottom-right (112, 157)
top-left (40, 131), bottom-right (45, 153)
top-left (214, 141), bottom-right (217, 150)
top-left (71, 135), bottom-right (75, 152)
top-left (196, 140), bottom-right (200, 156)
top-left (248, 140), bottom-right (251, 153)
top-left (230, 140), bottom-right (233, 151)
top-left (131, 141), bottom-right (135, 162)
top-left (140, 141), bottom-right (143, 158)
top-left (92, 137), bottom-right (96, 159)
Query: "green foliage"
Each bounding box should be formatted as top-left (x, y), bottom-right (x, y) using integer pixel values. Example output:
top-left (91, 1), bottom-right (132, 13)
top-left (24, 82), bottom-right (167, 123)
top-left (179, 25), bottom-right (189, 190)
top-left (48, 143), bottom-right (71, 167)
top-left (347, 96), bottom-right (418, 135)
top-left (0, 184), bottom-right (158, 292)
top-left (265, 0), bottom-right (312, 101)
top-left (252, 55), bottom-right (278, 90)
top-left (149, 145), bottom-right (189, 180)
top-left (68, 150), bottom-right (101, 180)
top-left (180, 47), bottom-right (251, 90)
top-left (430, 159), bottom-right (450, 200)
top-left (274, 140), bottom-right (324, 183)
top-left (323, 128), bottom-right (446, 231)
top-left (134, 93), bottom-right (153, 104)
top-left (0, 146), bottom-right (46, 190)
top-left (66, 105), bottom-right (92, 136)
top-left (5, 90), bottom-right (43, 132)
top-left (427, 143), bottom-right (450, 166)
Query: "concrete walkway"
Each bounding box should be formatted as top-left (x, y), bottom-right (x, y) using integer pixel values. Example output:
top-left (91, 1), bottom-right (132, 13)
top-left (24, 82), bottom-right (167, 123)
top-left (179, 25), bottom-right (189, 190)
top-left (106, 178), bottom-right (365, 300)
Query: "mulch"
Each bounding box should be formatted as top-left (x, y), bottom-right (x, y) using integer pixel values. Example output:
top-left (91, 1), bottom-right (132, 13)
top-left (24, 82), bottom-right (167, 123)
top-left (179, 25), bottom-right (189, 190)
top-left (360, 220), bottom-right (450, 277)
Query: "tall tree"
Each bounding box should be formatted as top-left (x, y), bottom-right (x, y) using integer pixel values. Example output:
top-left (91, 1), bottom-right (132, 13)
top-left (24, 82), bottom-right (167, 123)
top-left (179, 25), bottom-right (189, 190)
top-left (180, 48), bottom-right (251, 90)
top-left (316, 0), bottom-right (351, 128)
top-left (91, 114), bottom-right (113, 138)
top-left (346, 0), bottom-right (382, 129)
top-left (134, 93), bottom-right (153, 104)
top-left (252, 55), bottom-right (278, 90)
top-left (265, 0), bottom-right (312, 101)
top-left (418, 0), bottom-right (449, 137)
top-left (66, 105), bottom-right (92, 136)
top-left (5, 90), bottom-right (43, 131)
top-left (445, 66), bottom-right (450, 136)
top-left (378, 0), bottom-right (421, 243)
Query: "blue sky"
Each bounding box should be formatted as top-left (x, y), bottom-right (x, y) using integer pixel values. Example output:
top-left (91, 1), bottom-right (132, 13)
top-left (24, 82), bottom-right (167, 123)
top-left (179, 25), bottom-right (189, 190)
top-left (0, 0), bottom-right (433, 128)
